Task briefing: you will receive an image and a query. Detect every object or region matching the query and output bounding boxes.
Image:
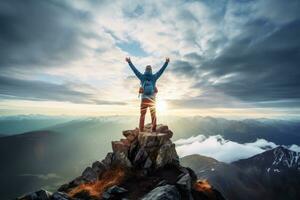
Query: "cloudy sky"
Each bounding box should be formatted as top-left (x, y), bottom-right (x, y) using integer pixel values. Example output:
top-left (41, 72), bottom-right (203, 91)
top-left (0, 0), bottom-right (299, 117)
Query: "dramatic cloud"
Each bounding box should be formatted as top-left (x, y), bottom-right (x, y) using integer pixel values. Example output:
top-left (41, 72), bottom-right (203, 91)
top-left (175, 135), bottom-right (300, 163)
top-left (0, 75), bottom-right (125, 105)
top-left (0, 0), bottom-right (299, 115)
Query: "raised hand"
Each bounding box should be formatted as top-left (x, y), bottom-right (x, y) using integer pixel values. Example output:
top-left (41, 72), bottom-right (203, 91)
top-left (125, 57), bottom-right (131, 63)
top-left (166, 57), bottom-right (170, 62)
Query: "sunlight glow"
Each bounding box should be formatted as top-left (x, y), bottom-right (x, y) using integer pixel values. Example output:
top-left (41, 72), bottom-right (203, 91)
top-left (156, 99), bottom-right (168, 114)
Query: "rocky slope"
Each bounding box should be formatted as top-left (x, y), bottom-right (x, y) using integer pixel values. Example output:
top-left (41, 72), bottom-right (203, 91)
top-left (16, 124), bottom-right (225, 200)
top-left (233, 146), bottom-right (300, 173)
top-left (182, 147), bottom-right (300, 200)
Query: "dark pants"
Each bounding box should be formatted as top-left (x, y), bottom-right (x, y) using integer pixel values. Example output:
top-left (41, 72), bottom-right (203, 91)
top-left (139, 98), bottom-right (156, 132)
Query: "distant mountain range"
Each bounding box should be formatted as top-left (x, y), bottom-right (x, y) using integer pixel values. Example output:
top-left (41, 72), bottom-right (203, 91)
top-left (1, 116), bottom-right (300, 199)
top-left (1, 115), bottom-right (300, 144)
top-left (181, 146), bottom-right (300, 200)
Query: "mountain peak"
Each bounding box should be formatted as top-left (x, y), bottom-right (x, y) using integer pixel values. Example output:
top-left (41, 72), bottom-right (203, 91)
top-left (234, 145), bottom-right (300, 174)
top-left (17, 124), bottom-right (225, 200)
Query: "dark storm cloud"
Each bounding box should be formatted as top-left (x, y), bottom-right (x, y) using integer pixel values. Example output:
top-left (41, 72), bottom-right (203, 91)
top-left (202, 20), bottom-right (300, 103)
top-left (169, 7), bottom-right (300, 108)
top-left (0, 0), bottom-right (89, 70)
top-left (0, 76), bottom-right (126, 105)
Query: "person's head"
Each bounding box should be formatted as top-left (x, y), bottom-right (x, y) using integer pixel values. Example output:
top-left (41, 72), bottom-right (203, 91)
top-left (145, 65), bottom-right (152, 73)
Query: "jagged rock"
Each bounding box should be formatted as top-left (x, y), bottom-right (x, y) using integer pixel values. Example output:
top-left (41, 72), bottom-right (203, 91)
top-left (176, 173), bottom-right (194, 200)
top-left (102, 152), bottom-right (114, 169)
top-left (138, 132), bottom-right (172, 148)
top-left (143, 157), bottom-right (153, 169)
top-left (92, 160), bottom-right (106, 175)
top-left (17, 189), bottom-right (52, 200)
top-left (177, 173), bottom-right (192, 190)
top-left (134, 147), bottom-right (148, 165)
top-left (141, 185), bottom-right (180, 200)
top-left (102, 185), bottom-right (128, 199)
top-left (82, 166), bottom-right (98, 182)
top-left (52, 192), bottom-right (72, 200)
top-left (156, 180), bottom-right (167, 187)
top-left (156, 140), bottom-right (179, 168)
top-left (114, 151), bottom-right (132, 168)
top-left (112, 141), bottom-right (129, 155)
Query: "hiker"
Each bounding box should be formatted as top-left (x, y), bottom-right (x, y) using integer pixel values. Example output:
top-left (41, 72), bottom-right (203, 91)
top-left (126, 57), bottom-right (170, 132)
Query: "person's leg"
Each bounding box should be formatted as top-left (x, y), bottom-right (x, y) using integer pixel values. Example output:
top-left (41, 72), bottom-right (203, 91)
top-left (150, 103), bottom-right (157, 132)
top-left (139, 99), bottom-right (148, 131)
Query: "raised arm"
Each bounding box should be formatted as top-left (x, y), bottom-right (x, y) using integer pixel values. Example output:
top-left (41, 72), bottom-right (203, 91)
top-left (126, 57), bottom-right (142, 80)
top-left (154, 57), bottom-right (170, 80)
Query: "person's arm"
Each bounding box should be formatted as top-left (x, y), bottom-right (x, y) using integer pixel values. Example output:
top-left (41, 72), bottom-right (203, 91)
top-left (155, 57), bottom-right (170, 80)
top-left (126, 57), bottom-right (142, 80)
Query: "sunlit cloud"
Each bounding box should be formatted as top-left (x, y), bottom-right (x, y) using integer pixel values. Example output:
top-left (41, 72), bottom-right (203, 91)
top-left (0, 0), bottom-right (299, 116)
top-left (175, 135), bottom-right (300, 163)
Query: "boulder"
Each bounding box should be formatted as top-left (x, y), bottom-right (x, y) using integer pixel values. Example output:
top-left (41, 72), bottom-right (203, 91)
top-left (141, 185), bottom-right (180, 200)
top-left (156, 140), bottom-right (179, 168)
top-left (138, 132), bottom-right (172, 148)
top-left (114, 151), bottom-right (132, 168)
top-left (91, 160), bottom-right (106, 175)
top-left (81, 166), bottom-right (98, 182)
top-left (102, 185), bottom-right (128, 199)
top-left (112, 141), bottom-right (129, 155)
top-left (52, 192), bottom-right (72, 200)
top-left (134, 147), bottom-right (149, 165)
top-left (102, 152), bottom-right (114, 169)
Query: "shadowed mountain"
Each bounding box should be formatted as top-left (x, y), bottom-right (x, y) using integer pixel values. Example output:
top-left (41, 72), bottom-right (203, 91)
top-left (182, 147), bottom-right (300, 200)
top-left (180, 155), bottom-right (265, 200)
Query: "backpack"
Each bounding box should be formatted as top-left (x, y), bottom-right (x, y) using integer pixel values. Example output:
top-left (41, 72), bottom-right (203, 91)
top-left (138, 80), bottom-right (158, 97)
top-left (143, 80), bottom-right (154, 95)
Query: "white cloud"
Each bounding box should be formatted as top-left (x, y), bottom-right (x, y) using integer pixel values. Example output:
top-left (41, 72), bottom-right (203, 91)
top-left (175, 135), bottom-right (281, 163)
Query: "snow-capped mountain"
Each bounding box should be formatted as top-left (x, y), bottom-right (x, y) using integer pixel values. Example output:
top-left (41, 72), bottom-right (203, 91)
top-left (233, 146), bottom-right (300, 173)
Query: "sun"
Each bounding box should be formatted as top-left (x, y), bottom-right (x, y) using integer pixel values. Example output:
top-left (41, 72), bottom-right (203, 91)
top-left (156, 99), bottom-right (168, 114)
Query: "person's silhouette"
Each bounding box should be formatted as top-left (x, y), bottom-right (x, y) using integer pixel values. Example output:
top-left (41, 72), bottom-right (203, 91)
top-left (126, 57), bottom-right (170, 132)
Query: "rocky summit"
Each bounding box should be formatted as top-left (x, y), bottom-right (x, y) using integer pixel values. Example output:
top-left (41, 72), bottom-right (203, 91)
top-left (16, 124), bottom-right (225, 200)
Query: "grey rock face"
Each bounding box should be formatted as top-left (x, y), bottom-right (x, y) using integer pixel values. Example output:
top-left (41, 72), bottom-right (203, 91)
top-left (52, 192), bottom-right (72, 200)
top-left (156, 140), bottom-right (179, 168)
top-left (141, 185), bottom-right (180, 200)
top-left (102, 185), bottom-right (128, 199)
top-left (81, 166), bottom-right (98, 182)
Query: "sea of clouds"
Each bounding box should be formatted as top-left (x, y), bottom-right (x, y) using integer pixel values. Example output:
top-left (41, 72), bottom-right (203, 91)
top-left (175, 135), bottom-right (300, 163)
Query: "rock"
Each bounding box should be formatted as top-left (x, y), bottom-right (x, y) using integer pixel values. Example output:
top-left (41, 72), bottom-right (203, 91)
top-left (102, 152), bottom-right (114, 169)
top-left (81, 166), bottom-right (98, 182)
top-left (91, 160), bottom-right (106, 175)
top-left (114, 151), bottom-right (132, 168)
top-left (123, 128), bottom-right (139, 138)
top-left (143, 157), bottom-right (153, 169)
top-left (52, 192), bottom-right (72, 200)
top-left (141, 185), bottom-right (180, 200)
top-left (138, 132), bottom-right (172, 148)
top-left (156, 140), bottom-right (179, 168)
top-left (176, 174), bottom-right (194, 200)
top-left (17, 189), bottom-right (52, 200)
top-left (156, 180), bottom-right (167, 187)
top-left (112, 141), bottom-right (129, 155)
top-left (177, 173), bottom-right (192, 190)
top-left (134, 147), bottom-right (148, 165)
top-left (102, 185), bottom-right (127, 199)
top-left (106, 185), bottom-right (128, 194)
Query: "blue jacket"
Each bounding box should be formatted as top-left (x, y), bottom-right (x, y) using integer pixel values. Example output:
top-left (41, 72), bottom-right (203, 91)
top-left (128, 60), bottom-right (169, 99)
